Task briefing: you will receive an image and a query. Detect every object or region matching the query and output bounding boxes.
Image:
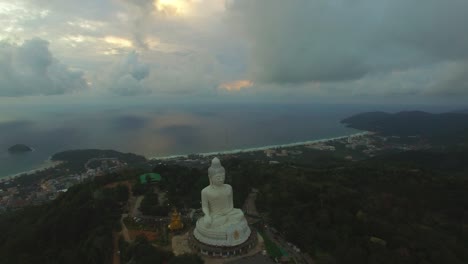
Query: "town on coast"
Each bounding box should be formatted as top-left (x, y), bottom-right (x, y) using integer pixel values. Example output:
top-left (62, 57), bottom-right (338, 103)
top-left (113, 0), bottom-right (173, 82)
top-left (0, 130), bottom-right (431, 211)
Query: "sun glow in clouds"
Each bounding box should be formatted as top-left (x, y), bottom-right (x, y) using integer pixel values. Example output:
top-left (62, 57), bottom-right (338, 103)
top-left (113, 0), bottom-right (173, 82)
top-left (154, 0), bottom-right (192, 15)
top-left (104, 36), bottom-right (133, 48)
top-left (219, 80), bottom-right (254, 91)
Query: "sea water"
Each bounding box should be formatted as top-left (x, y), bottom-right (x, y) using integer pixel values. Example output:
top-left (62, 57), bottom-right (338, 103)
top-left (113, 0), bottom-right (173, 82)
top-left (0, 102), bottom-right (451, 178)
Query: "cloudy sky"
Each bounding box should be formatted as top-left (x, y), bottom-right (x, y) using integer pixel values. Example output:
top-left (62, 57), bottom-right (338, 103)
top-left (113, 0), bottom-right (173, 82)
top-left (1, 0), bottom-right (468, 104)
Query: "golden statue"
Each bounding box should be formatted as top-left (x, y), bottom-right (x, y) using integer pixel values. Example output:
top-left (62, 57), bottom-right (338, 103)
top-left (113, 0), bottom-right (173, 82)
top-left (168, 208), bottom-right (184, 231)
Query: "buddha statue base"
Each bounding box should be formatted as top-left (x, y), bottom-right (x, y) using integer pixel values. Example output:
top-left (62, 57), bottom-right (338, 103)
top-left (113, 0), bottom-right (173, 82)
top-left (193, 216), bottom-right (251, 246)
top-left (189, 226), bottom-right (258, 257)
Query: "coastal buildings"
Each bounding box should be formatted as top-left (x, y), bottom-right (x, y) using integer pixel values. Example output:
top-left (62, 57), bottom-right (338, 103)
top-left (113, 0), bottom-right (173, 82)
top-left (0, 133), bottom-right (431, 213)
top-left (263, 149), bottom-right (303, 158)
top-left (0, 157), bottom-right (127, 211)
top-left (306, 143), bottom-right (336, 151)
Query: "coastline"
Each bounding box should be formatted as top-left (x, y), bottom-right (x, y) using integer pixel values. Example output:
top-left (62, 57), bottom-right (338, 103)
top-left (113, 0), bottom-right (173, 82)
top-left (0, 159), bottom-right (63, 182)
top-left (1, 131), bottom-right (369, 180)
top-left (150, 131), bottom-right (370, 160)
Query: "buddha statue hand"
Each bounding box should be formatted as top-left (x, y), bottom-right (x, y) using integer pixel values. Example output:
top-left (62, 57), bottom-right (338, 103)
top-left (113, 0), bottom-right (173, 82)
top-left (203, 215), bottom-right (212, 227)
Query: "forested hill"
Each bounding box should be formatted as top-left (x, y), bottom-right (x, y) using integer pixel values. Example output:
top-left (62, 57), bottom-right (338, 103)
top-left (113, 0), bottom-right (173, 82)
top-left (51, 149), bottom-right (147, 172)
top-left (253, 148), bottom-right (468, 264)
top-left (0, 170), bottom-right (203, 264)
top-left (52, 149), bottom-right (146, 163)
top-left (341, 111), bottom-right (468, 139)
top-left (0, 179), bottom-right (127, 263)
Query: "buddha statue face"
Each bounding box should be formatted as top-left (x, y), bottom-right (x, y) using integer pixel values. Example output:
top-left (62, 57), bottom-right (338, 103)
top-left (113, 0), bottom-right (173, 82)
top-left (211, 171), bottom-right (225, 186)
top-left (208, 157), bottom-right (225, 187)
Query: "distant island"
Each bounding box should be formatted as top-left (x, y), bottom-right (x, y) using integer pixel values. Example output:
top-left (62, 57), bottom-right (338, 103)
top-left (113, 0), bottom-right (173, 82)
top-left (8, 144), bottom-right (33, 154)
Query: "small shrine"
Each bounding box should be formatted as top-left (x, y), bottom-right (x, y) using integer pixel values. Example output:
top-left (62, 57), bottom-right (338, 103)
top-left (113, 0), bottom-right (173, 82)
top-left (168, 208), bottom-right (184, 231)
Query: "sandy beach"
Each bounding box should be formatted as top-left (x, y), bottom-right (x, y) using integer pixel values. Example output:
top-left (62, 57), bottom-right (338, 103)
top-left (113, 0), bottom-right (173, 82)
top-left (1, 132), bottom-right (369, 180)
top-left (150, 131), bottom-right (370, 160)
top-left (0, 159), bottom-right (63, 181)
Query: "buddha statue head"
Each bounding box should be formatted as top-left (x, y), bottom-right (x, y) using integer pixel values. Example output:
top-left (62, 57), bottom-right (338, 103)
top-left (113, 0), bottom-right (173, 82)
top-left (208, 157), bottom-right (225, 187)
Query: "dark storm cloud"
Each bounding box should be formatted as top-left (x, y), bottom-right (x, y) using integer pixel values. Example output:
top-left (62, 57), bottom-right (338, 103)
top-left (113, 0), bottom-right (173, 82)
top-left (0, 38), bottom-right (88, 97)
top-left (228, 0), bottom-right (468, 85)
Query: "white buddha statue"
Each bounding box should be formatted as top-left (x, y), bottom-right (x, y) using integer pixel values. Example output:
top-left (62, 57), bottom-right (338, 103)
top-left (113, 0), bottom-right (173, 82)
top-left (193, 157), bottom-right (251, 246)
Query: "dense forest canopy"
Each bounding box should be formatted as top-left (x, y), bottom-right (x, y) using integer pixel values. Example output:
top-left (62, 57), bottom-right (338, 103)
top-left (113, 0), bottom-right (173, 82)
top-left (0, 181), bottom-right (123, 263)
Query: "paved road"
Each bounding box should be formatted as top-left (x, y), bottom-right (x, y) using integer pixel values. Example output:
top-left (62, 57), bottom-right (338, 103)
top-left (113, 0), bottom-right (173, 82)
top-left (120, 214), bottom-right (131, 242)
top-left (131, 195), bottom-right (144, 217)
top-left (243, 189), bottom-right (260, 217)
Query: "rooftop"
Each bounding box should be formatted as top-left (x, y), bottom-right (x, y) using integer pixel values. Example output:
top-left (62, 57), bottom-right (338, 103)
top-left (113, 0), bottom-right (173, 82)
top-left (139, 173), bottom-right (162, 184)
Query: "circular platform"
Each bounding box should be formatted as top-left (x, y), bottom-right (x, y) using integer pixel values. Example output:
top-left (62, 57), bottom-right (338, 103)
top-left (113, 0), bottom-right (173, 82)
top-left (189, 227), bottom-right (258, 257)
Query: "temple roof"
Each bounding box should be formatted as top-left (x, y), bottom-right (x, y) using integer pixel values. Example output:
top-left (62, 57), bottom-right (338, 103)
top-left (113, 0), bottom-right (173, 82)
top-left (139, 173), bottom-right (161, 184)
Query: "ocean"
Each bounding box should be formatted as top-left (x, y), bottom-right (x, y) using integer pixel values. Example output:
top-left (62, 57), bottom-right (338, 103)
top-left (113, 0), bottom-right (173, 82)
top-left (0, 102), bottom-right (453, 178)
